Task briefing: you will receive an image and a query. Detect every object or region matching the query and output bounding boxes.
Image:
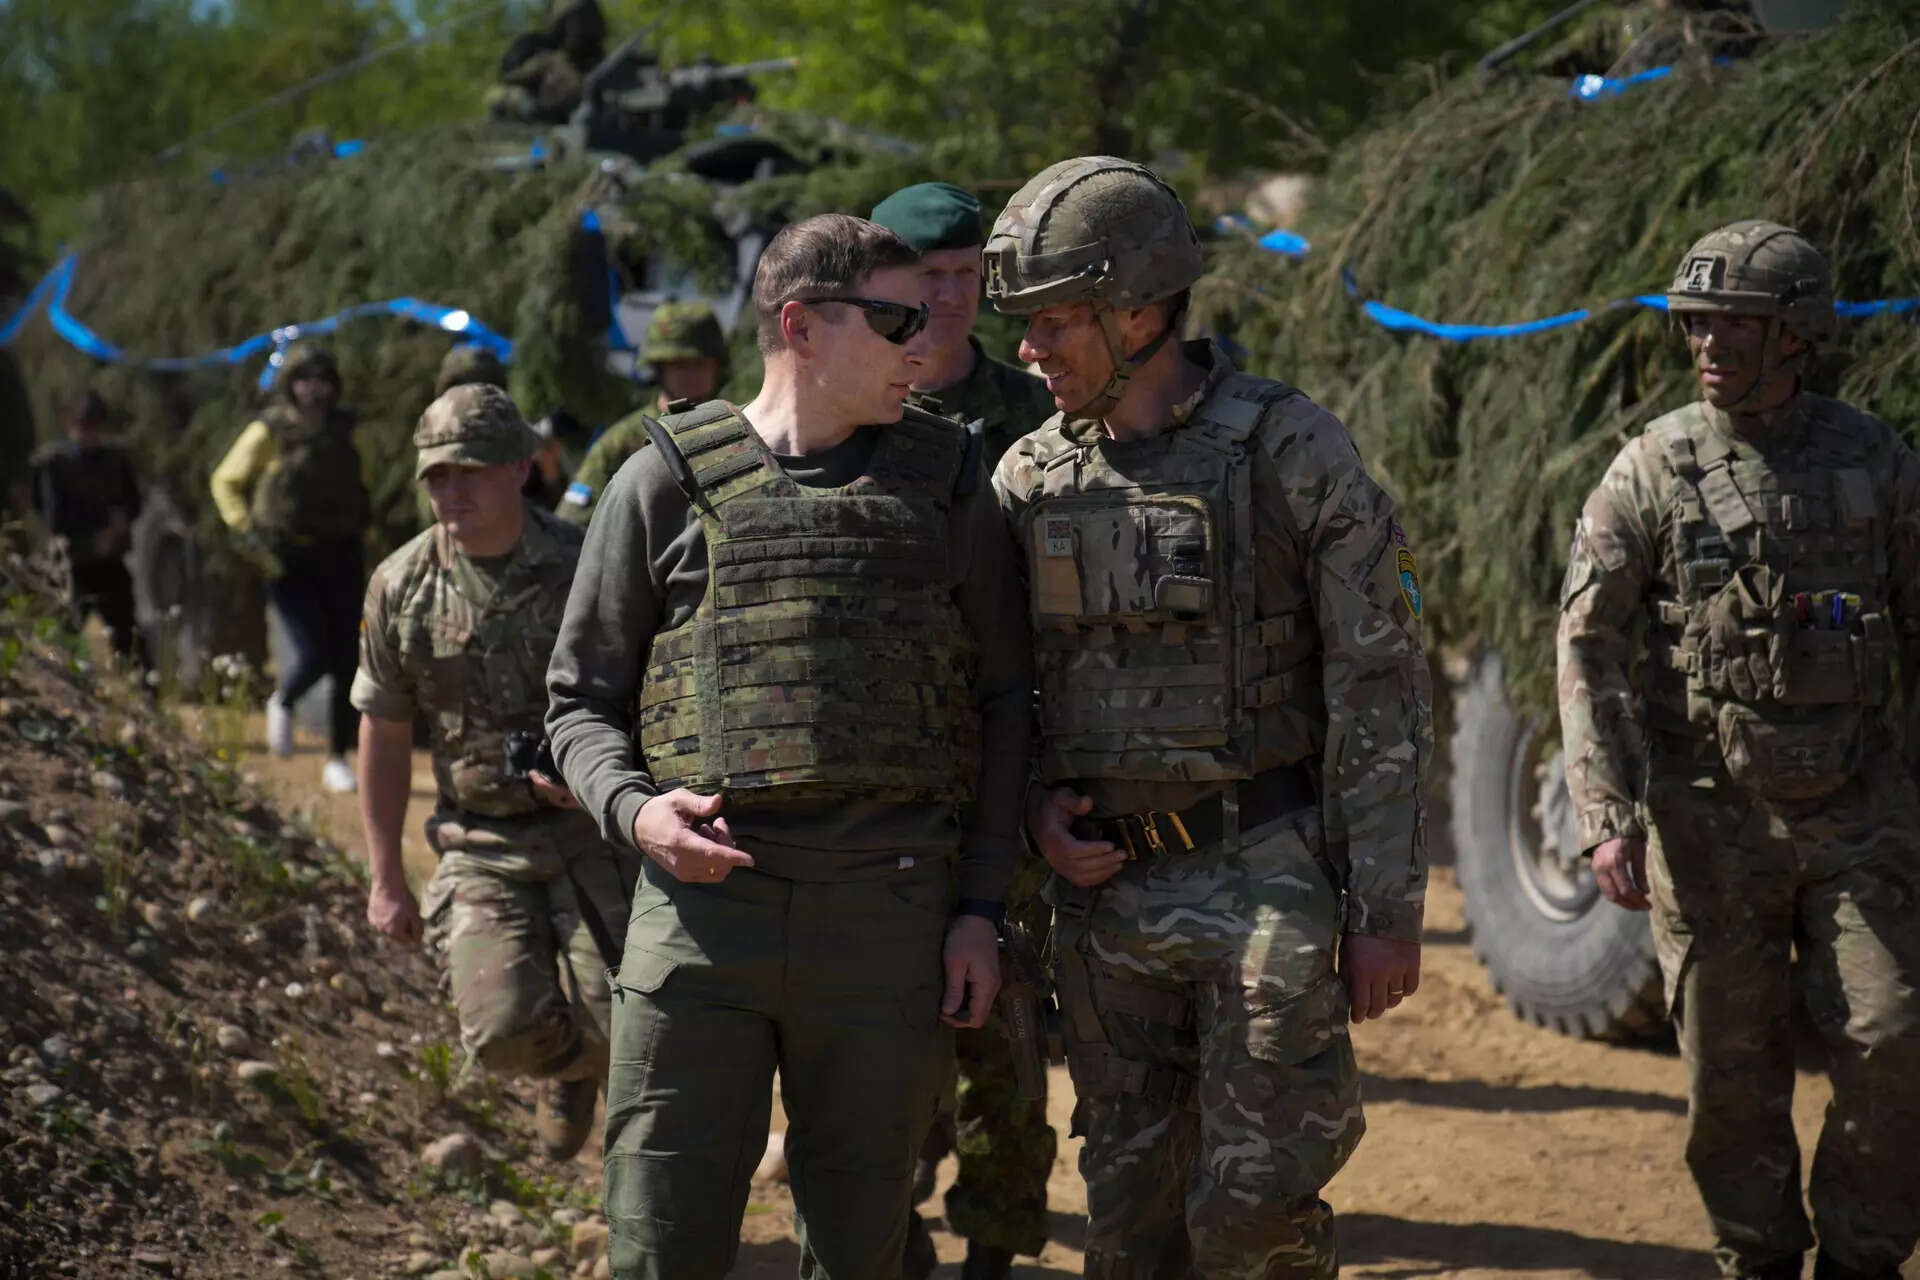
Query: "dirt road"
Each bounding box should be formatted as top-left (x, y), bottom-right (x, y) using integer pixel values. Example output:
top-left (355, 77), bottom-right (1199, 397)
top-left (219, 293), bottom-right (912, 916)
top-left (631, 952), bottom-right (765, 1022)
top-left (238, 726), bottom-right (1913, 1280)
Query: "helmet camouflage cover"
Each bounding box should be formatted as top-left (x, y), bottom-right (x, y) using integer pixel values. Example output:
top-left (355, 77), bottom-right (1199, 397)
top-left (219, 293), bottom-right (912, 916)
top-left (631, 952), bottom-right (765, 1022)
top-left (434, 343), bottom-right (509, 398)
top-left (643, 301), bottom-right (728, 366)
top-left (983, 156), bottom-right (1203, 315)
top-left (1666, 219), bottom-right (1835, 344)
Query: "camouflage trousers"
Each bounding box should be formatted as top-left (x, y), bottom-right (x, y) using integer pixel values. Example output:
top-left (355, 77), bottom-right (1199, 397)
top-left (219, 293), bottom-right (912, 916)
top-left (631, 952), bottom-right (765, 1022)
top-left (1056, 804), bottom-right (1360, 1280)
top-left (422, 808), bottom-right (640, 1082)
top-left (938, 861), bottom-right (1058, 1257)
top-left (1645, 751), bottom-right (1920, 1278)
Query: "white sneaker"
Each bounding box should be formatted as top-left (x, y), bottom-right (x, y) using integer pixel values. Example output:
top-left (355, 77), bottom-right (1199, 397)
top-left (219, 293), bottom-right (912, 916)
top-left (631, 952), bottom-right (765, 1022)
top-left (266, 694), bottom-right (294, 758)
top-left (321, 756), bottom-right (356, 794)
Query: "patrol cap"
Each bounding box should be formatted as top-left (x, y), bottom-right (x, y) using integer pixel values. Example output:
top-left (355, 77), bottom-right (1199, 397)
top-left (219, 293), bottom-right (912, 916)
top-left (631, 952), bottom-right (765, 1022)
top-left (870, 182), bottom-right (985, 253)
top-left (413, 384), bottom-right (540, 479)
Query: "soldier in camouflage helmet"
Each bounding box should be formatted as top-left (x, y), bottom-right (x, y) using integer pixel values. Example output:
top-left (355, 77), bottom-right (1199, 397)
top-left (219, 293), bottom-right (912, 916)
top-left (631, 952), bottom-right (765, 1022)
top-left (547, 214), bottom-right (1033, 1278)
top-left (557, 301), bottom-right (728, 524)
top-left (1558, 220), bottom-right (1920, 1280)
top-left (210, 341), bottom-right (371, 793)
top-left (870, 179), bottom-right (1057, 1280)
top-left (988, 157), bottom-right (1432, 1279)
top-left (354, 383), bottom-right (641, 1162)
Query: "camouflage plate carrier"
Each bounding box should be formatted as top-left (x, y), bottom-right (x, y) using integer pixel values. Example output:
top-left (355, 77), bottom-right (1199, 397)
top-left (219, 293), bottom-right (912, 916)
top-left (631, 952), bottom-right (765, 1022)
top-left (1641, 398), bottom-right (1894, 802)
top-left (382, 506), bottom-right (585, 817)
top-left (1017, 372), bottom-right (1322, 785)
top-left (250, 403), bottom-right (370, 544)
top-left (638, 400), bottom-right (983, 809)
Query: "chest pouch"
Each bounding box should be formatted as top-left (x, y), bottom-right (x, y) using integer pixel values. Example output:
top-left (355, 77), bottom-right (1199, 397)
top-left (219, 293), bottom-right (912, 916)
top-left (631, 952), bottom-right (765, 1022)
top-left (1027, 494), bottom-right (1221, 629)
top-left (1715, 701), bottom-right (1861, 803)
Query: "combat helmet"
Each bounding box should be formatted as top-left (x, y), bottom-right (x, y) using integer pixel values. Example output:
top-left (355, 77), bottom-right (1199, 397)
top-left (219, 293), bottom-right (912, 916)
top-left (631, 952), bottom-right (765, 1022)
top-left (1667, 220), bottom-right (1834, 400)
top-left (271, 340), bottom-right (341, 400)
top-left (434, 343), bottom-right (509, 398)
top-left (984, 156), bottom-right (1202, 415)
top-left (643, 301), bottom-right (728, 369)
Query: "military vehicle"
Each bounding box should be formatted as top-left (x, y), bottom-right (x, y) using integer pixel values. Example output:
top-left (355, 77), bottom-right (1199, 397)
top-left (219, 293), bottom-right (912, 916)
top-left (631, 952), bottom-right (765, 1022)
top-left (7, 29), bottom-right (928, 684)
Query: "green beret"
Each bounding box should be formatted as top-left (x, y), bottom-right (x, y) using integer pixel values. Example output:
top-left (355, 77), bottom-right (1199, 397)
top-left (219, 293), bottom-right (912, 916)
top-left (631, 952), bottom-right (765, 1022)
top-left (870, 182), bottom-right (984, 254)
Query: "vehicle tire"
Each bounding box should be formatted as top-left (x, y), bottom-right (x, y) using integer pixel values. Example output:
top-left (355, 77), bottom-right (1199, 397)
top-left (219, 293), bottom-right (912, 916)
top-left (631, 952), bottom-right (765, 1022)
top-left (128, 493), bottom-right (208, 687)
top-left (1450, 649), bottom-right (1666, 1040)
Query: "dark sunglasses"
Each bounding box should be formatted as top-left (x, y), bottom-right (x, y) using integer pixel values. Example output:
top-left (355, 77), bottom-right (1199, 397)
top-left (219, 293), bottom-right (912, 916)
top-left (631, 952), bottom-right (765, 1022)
top-left (801, 296), bottom-right (929, 345)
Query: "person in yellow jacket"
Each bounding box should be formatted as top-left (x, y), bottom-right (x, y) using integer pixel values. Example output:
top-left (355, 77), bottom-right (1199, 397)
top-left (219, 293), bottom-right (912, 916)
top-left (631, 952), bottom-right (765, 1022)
top-left (210, 342), bottom-right (371, 793)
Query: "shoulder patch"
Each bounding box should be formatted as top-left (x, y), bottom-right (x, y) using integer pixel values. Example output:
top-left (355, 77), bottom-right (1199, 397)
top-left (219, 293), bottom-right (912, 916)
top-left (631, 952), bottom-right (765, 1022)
top-left (1396, 544), bottom-right (1422, 619)
top-left (562, 481), bottom-right (593, 507)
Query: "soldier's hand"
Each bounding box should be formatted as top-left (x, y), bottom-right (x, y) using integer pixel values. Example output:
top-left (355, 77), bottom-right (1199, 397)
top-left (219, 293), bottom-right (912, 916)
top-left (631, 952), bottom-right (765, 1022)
top-left (368, 878), bottom-right (423, 946)
top-left (1341, 933), bottom-right (1421, 1022)
top-left (1591, 836), bottom-right (1650, 911)
top-left (941, 914), bottom-right (1001, 1030)
top-left (527, 769), bottom-right (580, 810)
top-left (1027, 786), bottom-right (1123, 888)
top-left (632, 789), bottom-right (755, 883)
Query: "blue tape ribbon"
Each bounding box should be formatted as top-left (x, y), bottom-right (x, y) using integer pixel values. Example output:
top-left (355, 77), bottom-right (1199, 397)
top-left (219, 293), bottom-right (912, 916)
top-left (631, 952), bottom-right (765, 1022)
top-left (1341, 269), bottom-right (1920, 342)
top-left (1, 254), bottom-right (513, 387)
top-left (1257, 228), bottom-right (1311, 259)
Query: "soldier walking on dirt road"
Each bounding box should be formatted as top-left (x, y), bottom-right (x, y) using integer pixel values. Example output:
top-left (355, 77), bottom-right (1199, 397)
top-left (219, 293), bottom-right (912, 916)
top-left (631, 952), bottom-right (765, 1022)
top-left (352, 383), bottom-right (641, 1162)
top-left (987, 156), bottom-right (1432, 1279)
top-left (1558, 221), bottom-right (1920, 1280)
top-left (32, 390), bottom-right (151, 674)
top-left (546, 213), bottom-right (1033, 1280)
top-left (210, 341), bottom-right (369, 794)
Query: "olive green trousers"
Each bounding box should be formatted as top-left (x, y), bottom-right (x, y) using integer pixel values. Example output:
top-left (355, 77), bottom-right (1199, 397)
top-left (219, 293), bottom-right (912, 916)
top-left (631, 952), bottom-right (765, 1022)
top-left (603, 856), bottom-right (953, 1280)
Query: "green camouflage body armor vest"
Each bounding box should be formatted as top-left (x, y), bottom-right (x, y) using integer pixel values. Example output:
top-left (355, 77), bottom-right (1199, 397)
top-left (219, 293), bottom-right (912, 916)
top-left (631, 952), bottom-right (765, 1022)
top-left (393, 510), bottom-right (583, 818)
top-left (251, 405), bottom-right (371, 543)
top-left (1018, 373), bottom-right (1320, 783)
top-left (1643, 396), bottom-right (1893, 801)
top-left (639, 401), bottom-right (982, 809)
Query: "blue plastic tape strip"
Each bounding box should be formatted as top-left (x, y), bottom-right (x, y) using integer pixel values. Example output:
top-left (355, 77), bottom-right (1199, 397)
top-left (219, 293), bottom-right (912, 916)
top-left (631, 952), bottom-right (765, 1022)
top-left (1341, 268), bottom-right (1918, 343)
top-left (0, 253), bottom-right (513, 385)
top-left (1257, 228), bottom-right (1311, 259)
top-left (0, 257), bottom-right (69, 346)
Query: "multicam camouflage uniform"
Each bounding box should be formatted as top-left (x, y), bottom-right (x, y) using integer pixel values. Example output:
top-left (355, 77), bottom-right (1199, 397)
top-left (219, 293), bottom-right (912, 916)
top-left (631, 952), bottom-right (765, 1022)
top-left (1558, 223), bottom-right (1920, 1280)
top-left (558, 301), bottom-right (729, 525)
top-left (352, 384), bottom-right (640, 1088)
top-left (987, 157), bottom-right (1431, 1279)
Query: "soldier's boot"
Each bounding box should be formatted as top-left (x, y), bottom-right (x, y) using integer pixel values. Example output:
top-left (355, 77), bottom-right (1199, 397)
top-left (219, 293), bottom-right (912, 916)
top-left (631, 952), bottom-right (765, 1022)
top-left (904, 1211), bottom-right (937, 1280)
top-left (1812, 1253), bottom-right (1899, 1280)
top-left (1738, 1257), bottom-right (1803, 1280)
top-left (536, 1075), bottom-right (598, 1160)
top-left (961, 1242), bottom-right (1015, 1280)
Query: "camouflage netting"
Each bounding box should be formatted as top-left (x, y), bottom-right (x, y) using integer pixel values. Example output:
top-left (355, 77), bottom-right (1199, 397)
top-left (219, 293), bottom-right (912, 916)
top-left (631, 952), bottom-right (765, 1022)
top-left (1197, 0), bottom-right (1920, 711)
top-left (14, 124), bottom-right (597, 566)
top-left (10, 116), bottom-right (934, 579)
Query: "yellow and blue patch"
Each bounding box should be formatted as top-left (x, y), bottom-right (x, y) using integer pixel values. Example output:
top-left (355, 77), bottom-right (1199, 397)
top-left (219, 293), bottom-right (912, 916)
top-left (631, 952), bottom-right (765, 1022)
top-left (1391, 523), bottom-right (1422, 618)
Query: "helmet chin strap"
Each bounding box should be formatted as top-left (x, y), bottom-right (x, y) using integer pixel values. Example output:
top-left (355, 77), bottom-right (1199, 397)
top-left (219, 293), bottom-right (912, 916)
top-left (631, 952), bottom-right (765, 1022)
top-left (1726, 315), bottom-right (1809, 413)
top-left (1063, 302), bottom-right (1184, 421)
